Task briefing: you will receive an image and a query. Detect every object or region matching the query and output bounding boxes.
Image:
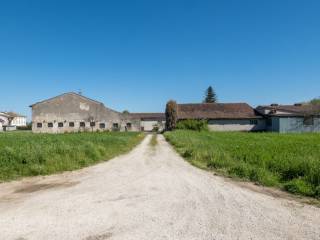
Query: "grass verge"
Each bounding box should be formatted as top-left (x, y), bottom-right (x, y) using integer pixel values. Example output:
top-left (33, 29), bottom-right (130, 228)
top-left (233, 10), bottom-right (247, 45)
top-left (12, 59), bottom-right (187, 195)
top-left (0, 131), bottom-right (144, 182)
top-left (164, 130), bottom-right (320, 199)
top-left (149, 134), bottom-right (158, 147)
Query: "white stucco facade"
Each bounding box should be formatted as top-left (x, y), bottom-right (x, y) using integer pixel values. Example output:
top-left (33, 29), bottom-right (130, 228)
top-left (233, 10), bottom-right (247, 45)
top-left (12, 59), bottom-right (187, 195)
top-left (11, 116), bottom-right (27, 126)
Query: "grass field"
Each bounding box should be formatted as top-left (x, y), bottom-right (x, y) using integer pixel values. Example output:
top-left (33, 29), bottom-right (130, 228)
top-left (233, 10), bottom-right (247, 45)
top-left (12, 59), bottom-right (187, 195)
top-left (0, 132), bottom-right (144, 182)
top-left (165, 130), bottom-right (320, 198)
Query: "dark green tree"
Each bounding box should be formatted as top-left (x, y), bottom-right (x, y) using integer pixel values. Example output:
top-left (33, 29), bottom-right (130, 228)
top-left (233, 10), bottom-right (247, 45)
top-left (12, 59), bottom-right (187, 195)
top-left (204, 86), bottom-right (217, 103)
top-left (165, 100), bottom-right (177, 131)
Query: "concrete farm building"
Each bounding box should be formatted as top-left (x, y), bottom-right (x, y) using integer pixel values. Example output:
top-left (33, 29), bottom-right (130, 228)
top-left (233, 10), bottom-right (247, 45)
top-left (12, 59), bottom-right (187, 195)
top-left (30, 92), bottom-right (320, 133)
top-left (30, 92), bottom-right (165, 133)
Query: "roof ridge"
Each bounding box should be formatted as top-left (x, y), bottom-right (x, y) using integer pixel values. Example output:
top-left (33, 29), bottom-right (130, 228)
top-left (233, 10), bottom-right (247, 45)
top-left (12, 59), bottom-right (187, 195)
top-left (178, 102), bottom-right (250, 105)
top-left (30, 92), bottom-right (103, 107)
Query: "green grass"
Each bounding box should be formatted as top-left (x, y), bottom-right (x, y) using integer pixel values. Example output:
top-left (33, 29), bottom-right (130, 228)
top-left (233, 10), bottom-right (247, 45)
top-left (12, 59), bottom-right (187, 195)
top-left (149, 134), bottom-right (158, 147)
top-left (0, 131), bottom-right (144, 182)
top-left (164, 130), bottom-right (320, 198)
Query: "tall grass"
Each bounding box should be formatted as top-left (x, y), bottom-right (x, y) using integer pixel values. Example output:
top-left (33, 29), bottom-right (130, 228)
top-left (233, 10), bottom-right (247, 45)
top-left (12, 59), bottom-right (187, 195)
top-left (165, 130), bottom-right (320, 198)
top-left (0, 132), bottom-right (144, 182)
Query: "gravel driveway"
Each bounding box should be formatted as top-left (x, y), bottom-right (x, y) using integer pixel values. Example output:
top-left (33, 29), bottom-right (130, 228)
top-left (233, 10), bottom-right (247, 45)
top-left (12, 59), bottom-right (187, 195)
top-left (0, 134), bottom-right (319, 240)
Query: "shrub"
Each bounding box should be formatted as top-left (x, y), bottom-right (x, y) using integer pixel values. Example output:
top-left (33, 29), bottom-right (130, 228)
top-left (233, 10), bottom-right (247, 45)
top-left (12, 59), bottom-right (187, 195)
top-left (284, 179), bottom-right (315, 197)
top-left (176, 119), bottom-right (208, 131)
top-left (17, 124), bottom-right (32, 131)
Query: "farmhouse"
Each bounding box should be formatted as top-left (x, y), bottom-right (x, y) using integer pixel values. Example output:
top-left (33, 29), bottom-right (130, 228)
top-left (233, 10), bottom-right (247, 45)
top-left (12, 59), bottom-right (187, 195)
top-left (30, 92), bottom-right (164, 133)
top-left (176, 103), bottom-right (265, 131)
top-left (256, 104), bottom-right (320, 133)
top-left (0, 111), bottom-right (27, 131)
top-left (6, 112), bottom-right (27, 127)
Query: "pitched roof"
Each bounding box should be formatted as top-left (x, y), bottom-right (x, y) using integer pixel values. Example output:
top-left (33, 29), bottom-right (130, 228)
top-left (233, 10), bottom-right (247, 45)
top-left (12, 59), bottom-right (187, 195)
top-left (29, 92), bottom-right (104, 108)
top-left (29, 92), bottom-right (120, 114)
top-left (256, 104), bottom-right (320, 116)
top-left (177, 103), bottom-right (261, 119)
top-left (129, 113), bottom-right (165, 121)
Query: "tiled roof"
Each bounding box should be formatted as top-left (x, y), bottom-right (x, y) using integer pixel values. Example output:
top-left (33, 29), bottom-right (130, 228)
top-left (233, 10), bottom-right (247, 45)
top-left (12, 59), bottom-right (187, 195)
top-left (177, 103), bottom-right (261, 119)
top-left (256, 104), bottom-right (320, 116)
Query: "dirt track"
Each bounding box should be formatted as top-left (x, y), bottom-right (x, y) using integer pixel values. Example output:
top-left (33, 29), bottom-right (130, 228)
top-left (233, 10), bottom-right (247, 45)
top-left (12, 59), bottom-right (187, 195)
top-left (0, 134), bottom-right (319, 240)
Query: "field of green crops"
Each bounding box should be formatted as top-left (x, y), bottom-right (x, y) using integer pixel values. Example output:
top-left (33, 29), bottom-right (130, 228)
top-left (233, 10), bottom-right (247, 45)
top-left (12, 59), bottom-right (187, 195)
top-left (165, 130), bottom-right (320, 198)
top-left (0, 131), bottom-right (144, 182)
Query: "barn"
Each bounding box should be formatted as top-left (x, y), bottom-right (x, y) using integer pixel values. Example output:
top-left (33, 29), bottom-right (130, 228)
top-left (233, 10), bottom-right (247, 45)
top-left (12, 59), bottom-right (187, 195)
top-left (176, 103), bottom-right (265, 131)
top-left (30, 92), bottom-right (164, 133)
top-left (256, 104), bottom-right (320, 133)
top-left (30, 92), bottom-right (125, 133)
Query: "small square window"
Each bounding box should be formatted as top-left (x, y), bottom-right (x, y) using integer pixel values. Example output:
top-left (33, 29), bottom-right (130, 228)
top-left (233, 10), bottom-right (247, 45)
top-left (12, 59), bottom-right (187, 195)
top-left (80, 122), bottom-right (85, 127)
top-left (48, 123), bottom-right (53, 128)
top-left (303, 116), bottom-right (314, 126)
top-left (99, 123), bottom-right (105, 129)
top-left (250, 120), bottom-right (258, 125)
top-left (126, 122), bottom-right (132, 129)
top-left (69, 122), bottom-right (75, 127)
top-left (113, 123), bottom-right (119, 128)
top-left (37, 123), bottom-right (42, 128)
top-left (90, 122), bottom-right (96, 127)
top-left (58, 122), bottom-right (63, 128)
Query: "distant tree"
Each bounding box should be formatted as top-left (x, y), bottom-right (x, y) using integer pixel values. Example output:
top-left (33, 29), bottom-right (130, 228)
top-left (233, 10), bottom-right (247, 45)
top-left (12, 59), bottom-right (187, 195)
top-left (122, 110), bottom-right (130, 114)
top-left (165, 100), bottom-right (177, 131)
top-left (204, 86), bottom-right (217, 103)
top-left (310, 97), bottom-right (320, 105)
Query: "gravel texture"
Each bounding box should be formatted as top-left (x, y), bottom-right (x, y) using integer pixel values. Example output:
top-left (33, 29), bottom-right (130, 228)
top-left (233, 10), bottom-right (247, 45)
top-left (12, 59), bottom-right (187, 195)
top-left (0, 134), bottom-right (319, 240)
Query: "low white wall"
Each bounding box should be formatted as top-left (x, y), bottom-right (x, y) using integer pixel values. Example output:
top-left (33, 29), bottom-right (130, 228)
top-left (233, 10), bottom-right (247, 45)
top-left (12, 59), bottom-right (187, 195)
top-left (208, 119), bottom-right (266, 132)
top-left (11, 117), bottom-right (27, 127)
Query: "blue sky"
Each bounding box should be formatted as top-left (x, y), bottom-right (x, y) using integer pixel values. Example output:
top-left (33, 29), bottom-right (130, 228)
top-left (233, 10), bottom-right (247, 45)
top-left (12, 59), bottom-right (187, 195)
top-left (0, 0), bottom-right (320, 120)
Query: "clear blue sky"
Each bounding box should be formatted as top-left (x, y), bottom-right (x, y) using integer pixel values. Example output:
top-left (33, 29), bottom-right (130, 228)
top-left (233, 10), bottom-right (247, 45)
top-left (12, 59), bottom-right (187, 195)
top-left (1, 0), bottom-right (320, 120)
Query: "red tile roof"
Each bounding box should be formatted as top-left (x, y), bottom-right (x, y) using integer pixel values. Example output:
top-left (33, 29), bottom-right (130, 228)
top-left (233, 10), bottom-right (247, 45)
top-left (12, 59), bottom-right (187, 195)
top-left (177, 103), bottom-right (261, 119)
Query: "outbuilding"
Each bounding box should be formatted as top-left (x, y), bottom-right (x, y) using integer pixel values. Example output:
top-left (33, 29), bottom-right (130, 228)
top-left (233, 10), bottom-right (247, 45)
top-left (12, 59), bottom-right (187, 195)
top-left (176, 103), bottom-right (265, 131)
top-left (30, 92), bottom-right (123, 133)
top-left (256, 104), bottom-right (320, 133)
top-left (29, 92), bottom-right (165, 133)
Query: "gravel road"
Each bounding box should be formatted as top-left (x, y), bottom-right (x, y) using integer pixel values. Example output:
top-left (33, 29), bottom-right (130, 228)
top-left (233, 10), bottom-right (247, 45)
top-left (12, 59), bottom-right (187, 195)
top-left (0, 134), bottom-right (319, 240)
